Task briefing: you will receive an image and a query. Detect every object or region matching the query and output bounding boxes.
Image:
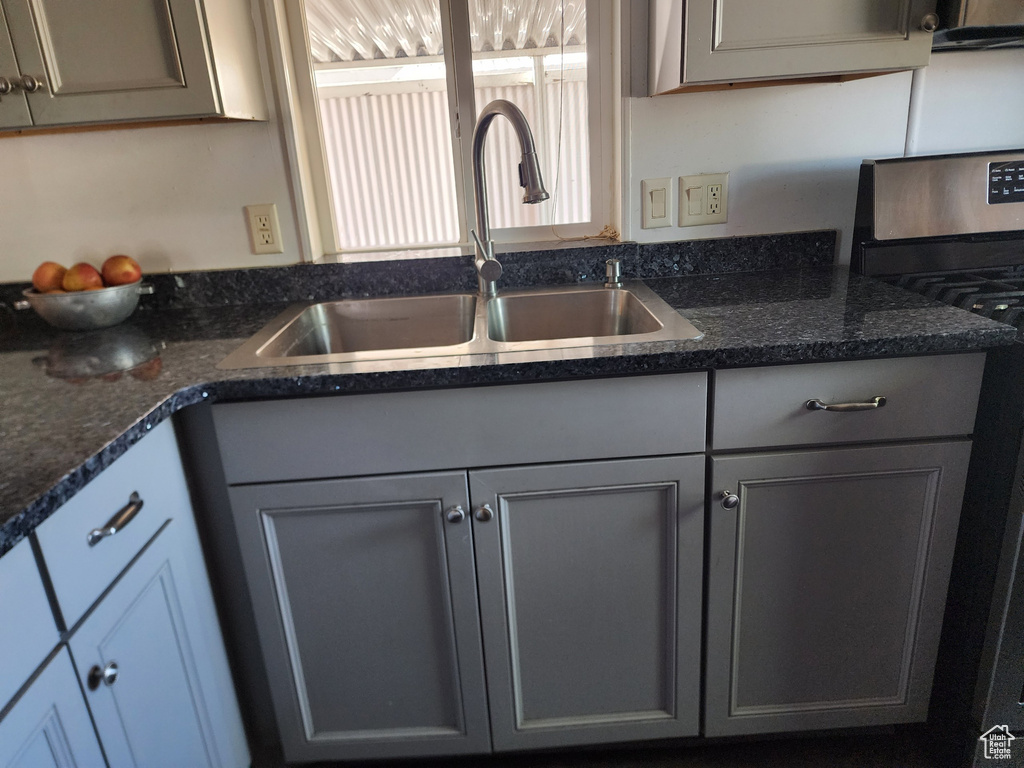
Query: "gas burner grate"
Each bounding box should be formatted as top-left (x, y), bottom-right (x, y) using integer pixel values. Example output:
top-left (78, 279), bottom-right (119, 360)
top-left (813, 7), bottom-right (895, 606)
top-left (884, 269), bottom-right (1024, 333)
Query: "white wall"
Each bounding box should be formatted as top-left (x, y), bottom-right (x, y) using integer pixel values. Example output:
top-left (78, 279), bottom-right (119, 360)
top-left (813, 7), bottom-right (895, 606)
top-left (906, 50), bottom-right (1024, 156)
top-left (0, 46), bottom-right (1021, 284)
top-left (0, 119), bottom-right (299, 283)
top-left (624, 49), bottom-right (1024, 263)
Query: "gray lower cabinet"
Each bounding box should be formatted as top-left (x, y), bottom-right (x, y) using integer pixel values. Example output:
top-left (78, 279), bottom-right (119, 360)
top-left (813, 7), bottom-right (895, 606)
top-left (471, 456), bottom-right (705, 751)
top-left (229, 471), bottom-right (490, 763)
top-left (705, 441), bottom-right (972, 736)
top-left (0, 649), bottom-right (106, 768)
top-left (69, 517), bottom-right (249, 768)
top-left (229, 456), bottom-right (705, 762)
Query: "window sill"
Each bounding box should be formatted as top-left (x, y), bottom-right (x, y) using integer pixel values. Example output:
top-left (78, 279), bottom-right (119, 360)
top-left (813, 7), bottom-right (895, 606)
top-left (318, 238), bottom-right (626, 265)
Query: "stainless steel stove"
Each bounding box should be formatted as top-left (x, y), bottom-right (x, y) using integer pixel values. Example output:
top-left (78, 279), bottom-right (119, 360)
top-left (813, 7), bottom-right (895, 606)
top-left (851, 149), bottom-right (1024, 767)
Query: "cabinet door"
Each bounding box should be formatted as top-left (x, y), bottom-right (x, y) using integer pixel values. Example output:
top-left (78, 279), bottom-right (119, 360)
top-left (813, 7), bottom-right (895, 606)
top-left (1, 0), bottom-right (218, 126)
top-left (70, 517), bottom-right (248, 768)
top-left (0, 5), bottom-right (29, 127)
top-left (228, 472), bottom-right (490, 763)
top-left (653, 0), bottom-right (936, 91)
top-left (470, 456), bottom-right (705, 751)
top-left (0, 648), bottom-right (106, 768)
top-left (706, 441), bottom-right (971, 736)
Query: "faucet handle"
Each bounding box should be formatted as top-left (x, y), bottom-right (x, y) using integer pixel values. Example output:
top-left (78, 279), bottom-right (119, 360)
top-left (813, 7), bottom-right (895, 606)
top-left (471, 229), bottom-right (502, 283)
top-left (470, 228), bottom-right (487, 255)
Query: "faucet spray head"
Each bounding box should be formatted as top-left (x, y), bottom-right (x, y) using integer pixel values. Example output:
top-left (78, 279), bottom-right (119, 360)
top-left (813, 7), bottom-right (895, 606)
top-left (518, 152), bottom-right (549, 204)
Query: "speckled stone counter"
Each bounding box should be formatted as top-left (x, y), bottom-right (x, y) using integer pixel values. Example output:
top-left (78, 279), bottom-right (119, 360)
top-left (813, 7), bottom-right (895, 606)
top-left (0, 254), bottom-right (1015, 557)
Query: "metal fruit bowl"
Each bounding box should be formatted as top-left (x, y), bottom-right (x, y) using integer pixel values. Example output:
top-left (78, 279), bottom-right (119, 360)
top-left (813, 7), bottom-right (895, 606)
top-left (16, 280), bottom-right (154, 331)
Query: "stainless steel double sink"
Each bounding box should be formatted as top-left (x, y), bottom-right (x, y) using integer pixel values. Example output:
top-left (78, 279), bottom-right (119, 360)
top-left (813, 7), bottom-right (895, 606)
top-left (217, 281), bottom-right (703, 369)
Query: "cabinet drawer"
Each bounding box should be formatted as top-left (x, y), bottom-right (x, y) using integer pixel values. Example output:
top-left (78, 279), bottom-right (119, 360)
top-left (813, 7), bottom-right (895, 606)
top-left (35, 420), bottom-right (191, 628)
top-left (0, 538), bottom-right (59, 709)
top-left (712, 354), bottom-right (985, 450)
top-left (214, 373), bottom-right (709, 484)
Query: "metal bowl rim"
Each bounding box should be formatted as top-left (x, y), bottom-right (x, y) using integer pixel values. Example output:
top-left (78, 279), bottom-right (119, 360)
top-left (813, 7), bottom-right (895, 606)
top-left (22, 279), bottom-right (143, 300)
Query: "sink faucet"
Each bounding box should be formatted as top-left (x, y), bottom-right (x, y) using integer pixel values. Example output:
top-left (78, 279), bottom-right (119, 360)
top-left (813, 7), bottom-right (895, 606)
top-left (471, 99), bottom-right (549, 298)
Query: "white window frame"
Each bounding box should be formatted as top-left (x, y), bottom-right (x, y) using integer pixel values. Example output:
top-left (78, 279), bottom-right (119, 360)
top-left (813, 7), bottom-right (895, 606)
top-left (262, 0), bottom-right (620, 261)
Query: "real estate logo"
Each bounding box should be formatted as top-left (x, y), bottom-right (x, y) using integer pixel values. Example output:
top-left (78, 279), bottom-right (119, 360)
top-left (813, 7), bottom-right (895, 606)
top-left (980, 725), bottom-right (1015, 760)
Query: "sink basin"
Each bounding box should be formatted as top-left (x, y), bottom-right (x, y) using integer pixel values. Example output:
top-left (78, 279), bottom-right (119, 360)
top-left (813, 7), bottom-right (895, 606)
top-left (487, 288), bottom-right (663, 343)
top-left (259, 294), bottom-right (476, 357)
top-left (218, 293), bottom-right (477, 368)
top-left (218, 281), bottom-right (703, 370)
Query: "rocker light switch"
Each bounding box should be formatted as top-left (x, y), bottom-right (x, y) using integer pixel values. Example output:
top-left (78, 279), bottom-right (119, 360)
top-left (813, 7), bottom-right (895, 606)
top-left (642, 178), bottom-right (672, 228)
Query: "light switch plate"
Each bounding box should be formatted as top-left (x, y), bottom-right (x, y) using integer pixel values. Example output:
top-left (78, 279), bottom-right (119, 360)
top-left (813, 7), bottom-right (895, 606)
top-left (642, 178), bottom-right (673, 229)
top-left (679, 173), bottom-right (729, 227)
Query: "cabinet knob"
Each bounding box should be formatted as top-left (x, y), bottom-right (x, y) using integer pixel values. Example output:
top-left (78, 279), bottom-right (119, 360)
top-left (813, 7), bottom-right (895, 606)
top-left (87, 661), bottom-right (119, 690)
top-left (474, 503), bottom-right (494, 522)
top-left (920, 13), bottom-right (939, 32)
top-left (14, 74), bottom-right (44, 93)
top-left (720, 491), bottom-right (739, 510)
top-left (0, 77), bottom-right (12, 95)
top-left (445, 505), bottom-right (466, 523)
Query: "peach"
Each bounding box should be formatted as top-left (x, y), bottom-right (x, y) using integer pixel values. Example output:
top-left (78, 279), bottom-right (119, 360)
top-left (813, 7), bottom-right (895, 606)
top-left (62, 263), bottom-right (104, 292)
top-left (101, 255), bottom-right (142, 286)
top-left (32, 261), bottom-right (67, 292)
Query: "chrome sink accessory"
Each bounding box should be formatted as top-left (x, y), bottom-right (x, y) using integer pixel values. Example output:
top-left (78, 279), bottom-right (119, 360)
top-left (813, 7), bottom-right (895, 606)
top-left (218, 281), bottom-right (703, 370)
top-left (605, 258), bottom-right (623, 289)
top-left (470, 99), bottom-right (549, 298)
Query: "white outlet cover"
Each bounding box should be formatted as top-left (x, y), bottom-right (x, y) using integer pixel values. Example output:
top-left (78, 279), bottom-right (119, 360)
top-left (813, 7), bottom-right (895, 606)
top-left (641, 178), bottom-right (673, 229)
top-left (245, 204), bottom-right (284, 255)
top-left (679, 173), bottom-right (729, 227)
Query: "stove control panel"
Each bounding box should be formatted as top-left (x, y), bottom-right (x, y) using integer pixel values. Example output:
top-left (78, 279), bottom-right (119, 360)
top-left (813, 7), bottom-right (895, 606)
top-left (989, 160), bottom-right (1024, 205)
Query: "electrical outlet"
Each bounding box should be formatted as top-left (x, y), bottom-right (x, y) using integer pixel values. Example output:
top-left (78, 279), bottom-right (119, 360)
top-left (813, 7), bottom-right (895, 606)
top-left (707, 184), bottom-right (723, 215)
top-left (641, 178), bottom-right (673, 229)
top-left (679, 173), bottom-right (729, 226)
top-left (245, 204), bottom-right (284, 255)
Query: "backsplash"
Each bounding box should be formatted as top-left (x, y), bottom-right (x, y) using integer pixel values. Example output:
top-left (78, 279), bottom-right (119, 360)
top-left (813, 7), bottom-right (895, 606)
top-left (1, 231), bottom-right (836, 310)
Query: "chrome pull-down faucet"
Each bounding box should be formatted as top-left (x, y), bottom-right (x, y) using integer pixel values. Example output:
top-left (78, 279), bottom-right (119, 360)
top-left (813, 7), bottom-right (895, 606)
top-left (470, 99), bottom-right (549, 298)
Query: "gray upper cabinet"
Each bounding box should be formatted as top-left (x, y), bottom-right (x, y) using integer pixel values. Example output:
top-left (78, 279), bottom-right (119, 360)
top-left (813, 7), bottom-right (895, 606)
top-left (0, 2), bottom-right (28, 127)
top-left (228, 471), bottom-right (491, 764)
top-left (706, 441), bottom-right (971, 736)
top-left (470, 456), bottom-right (705, 751)
top-left (0, 0), bottom-right (266, 130)
top-left (649, 0), bottom-right (938, 94)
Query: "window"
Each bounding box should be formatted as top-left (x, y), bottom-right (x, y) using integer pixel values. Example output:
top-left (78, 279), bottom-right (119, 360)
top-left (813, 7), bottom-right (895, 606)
top-left (277, 0), bottom-right (616, 258)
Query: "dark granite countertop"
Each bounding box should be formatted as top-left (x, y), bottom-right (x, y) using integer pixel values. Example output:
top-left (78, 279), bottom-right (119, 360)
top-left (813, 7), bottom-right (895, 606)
top-left (0, 242), bottom-right (1016, 558)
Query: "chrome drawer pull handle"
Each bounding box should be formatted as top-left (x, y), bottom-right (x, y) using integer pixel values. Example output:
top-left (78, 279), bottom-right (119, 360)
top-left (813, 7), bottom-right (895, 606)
top-left (805, 396), bottom-right (886, 412)
top-left (87, 492), bottom-right (144, 546)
